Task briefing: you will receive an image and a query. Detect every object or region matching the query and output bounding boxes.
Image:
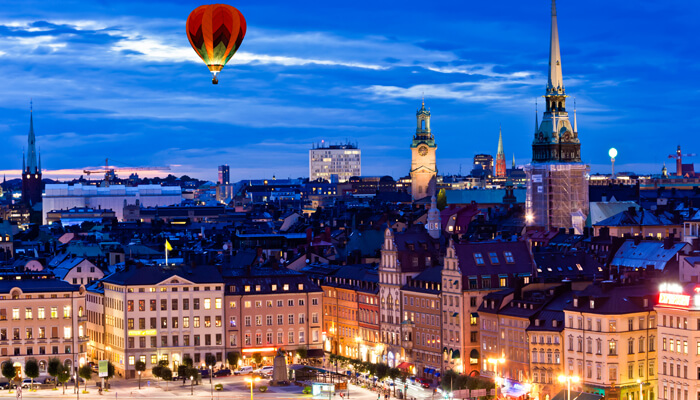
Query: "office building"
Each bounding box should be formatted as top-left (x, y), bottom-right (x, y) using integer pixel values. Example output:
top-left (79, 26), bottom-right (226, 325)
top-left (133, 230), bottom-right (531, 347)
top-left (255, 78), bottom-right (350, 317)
top-left (86, 265), bottom-right (225, 378)
top-left (218, 165), bottom-right (230, 185)
top-left (309, 142), bottom-right (361, 183)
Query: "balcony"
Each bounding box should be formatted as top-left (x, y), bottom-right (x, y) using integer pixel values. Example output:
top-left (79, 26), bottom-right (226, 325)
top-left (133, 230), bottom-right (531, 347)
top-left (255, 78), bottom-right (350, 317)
top-left (79, 336), bottom-right (90, 343)
top-left (78, 315), bottom-right (87, 322)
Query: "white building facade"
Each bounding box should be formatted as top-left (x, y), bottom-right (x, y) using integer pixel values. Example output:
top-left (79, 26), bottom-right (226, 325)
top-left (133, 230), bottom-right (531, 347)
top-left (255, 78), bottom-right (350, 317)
top-left (42, 184), bottom-right (182, 224)
top-left (309, 143), bottom-right (361, 183)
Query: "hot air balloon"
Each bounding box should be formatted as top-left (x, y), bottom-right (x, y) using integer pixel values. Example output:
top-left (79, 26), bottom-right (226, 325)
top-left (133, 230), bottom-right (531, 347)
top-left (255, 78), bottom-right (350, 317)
top-left (186, 4), bottom-right (247, 84)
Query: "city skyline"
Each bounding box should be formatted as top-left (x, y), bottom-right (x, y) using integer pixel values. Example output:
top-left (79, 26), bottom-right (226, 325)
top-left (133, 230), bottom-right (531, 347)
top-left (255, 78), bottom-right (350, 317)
top-left (0, 0), bottom-right (697, 181)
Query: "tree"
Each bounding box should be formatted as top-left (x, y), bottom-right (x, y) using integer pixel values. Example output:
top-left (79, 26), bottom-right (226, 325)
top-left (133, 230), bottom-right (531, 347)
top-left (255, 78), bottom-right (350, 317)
top-left (2, 361), bottom-right (16, 392)
top-left (251, 352), bottom-right (262, 367)
top-left (152, 365), bottom-right (163, 380)
top-left (375, 363), bottom-right (389, 382)
top-left (183, 355), bottom-right (194, 368)
top-left (227, 352), bottom-right (240, 369)
top-left (437, 188), bottom-right (447, 210)
top-left (388, 368), bottom-right (401, 395)
top-left (79, 364), bottom-right (92, 392)
top-left (57, 366), bottom-right (71, 395)
top-left (161, 367), bottom-right (172, 391)
top-left (25, 358), bottom-right (40, 390)
top-left (104, 361), bottom-right (115, 388)
top-left (48, 357), bottom-right (62, 389)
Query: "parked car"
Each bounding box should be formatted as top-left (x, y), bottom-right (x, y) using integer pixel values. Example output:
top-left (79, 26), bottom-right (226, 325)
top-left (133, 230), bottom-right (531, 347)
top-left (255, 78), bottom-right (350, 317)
top-left (40, 377), bottom-right (56, 385)
top-left (233, 366), bottom-right (254, 375)
top-left (213, 369), bottom-right (232, 377)
top-left (21, 379), bottom-right (36, 389)
top-left (0, 382), bottom-right (9, 390)
top-left (200, 369), bottom-right (210, 378)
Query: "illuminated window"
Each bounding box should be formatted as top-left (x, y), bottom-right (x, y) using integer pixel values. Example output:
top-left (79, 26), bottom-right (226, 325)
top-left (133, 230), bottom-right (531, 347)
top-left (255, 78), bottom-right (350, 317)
top-left (204, 299), bottom-right (211, 310)
top-left (215, 298), bottom-right (222, 309)
top-left (12, 308), bottom-right (19, 320)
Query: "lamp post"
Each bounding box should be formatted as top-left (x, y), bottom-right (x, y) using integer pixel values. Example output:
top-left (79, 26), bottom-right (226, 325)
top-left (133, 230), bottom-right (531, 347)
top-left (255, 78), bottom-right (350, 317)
top-left (190, 375), bottom-right (194, 396)
top-left (74, 373), bottom-right (79, 400)
top-left (138, 370), bottom-right (141, 390)
top-left (609, 148), bottom-right (618, 179)
top-left (557, 375), bottom-right (580, 400)
top-left (209, 365), bottom-right (214, 400)
top-left (487, 358), bottom-right (505, 400)
top-left (245, 377), bottom-right (261, 400)
top-left (637, 379), bottom-right (643, 400)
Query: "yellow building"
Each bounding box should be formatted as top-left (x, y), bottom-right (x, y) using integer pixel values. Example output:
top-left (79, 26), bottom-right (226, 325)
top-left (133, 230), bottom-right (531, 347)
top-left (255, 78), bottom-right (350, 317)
top-left (563, 283), bottom-right (657, 400)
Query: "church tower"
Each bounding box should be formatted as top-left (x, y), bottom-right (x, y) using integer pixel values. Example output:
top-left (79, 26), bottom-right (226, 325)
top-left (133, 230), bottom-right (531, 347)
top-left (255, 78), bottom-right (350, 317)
top-left (495, 126), bottom-right (506, 178)
top-left (525, 0), bottom-right (588, 233)
top-left (22, 103), bottom-right (43, 206)
top-left (410, 100), bottom-right (437, 201)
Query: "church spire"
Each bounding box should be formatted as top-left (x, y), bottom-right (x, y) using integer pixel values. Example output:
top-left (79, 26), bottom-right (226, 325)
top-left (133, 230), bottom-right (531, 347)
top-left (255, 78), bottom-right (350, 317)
top-left (547, 0), bottom-right (564, 94)
top-left (497, 125), bottom-right (504, 156)
top-left (26, 101), bottom-right (38, 174)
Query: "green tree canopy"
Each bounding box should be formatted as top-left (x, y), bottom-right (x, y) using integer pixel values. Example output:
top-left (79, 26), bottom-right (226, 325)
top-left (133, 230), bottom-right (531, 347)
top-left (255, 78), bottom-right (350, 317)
top-left (227, 352), bottom-right (240, 368)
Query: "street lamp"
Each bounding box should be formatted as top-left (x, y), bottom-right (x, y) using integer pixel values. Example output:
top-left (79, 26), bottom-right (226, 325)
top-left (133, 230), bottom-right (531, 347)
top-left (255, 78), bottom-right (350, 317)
top-left (609, 148), bottom-right (618, 179)
top-left (245, 377), bottom-right (261, 400)
top-left (557, 375), bottom-right (580, 400)
top-left (487, 358), bottom-right (505, 399)
top-left (74, 373), bottom-right (79, 400)
top-left (637, 379), bottom-right (643, 400)
top-left (190, 375), bottom-right (194, 396)
top-left (209, 365), bottom-right (214, 400)
top-left (138, 370), bottom-right (142, 390)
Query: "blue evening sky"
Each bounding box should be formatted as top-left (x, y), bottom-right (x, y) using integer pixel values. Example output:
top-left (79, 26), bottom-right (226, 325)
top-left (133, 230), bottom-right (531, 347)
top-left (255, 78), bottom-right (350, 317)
top-left (0, 0), bottom-right (697, 181)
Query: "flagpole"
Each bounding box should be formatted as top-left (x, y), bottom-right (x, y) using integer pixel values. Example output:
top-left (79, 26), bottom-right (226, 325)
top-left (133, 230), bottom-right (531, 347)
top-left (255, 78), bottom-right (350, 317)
top-left (165, 243), bottom-right (168, 266)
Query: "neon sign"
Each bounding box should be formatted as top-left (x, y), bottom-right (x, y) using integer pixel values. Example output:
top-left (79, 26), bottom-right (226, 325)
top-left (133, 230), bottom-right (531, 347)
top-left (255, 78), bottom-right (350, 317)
top-left (658, 292), bottom-right (690, 308)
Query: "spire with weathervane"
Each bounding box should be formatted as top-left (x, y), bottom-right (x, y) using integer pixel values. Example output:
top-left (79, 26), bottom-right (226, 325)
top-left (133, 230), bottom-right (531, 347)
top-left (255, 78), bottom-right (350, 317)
top-left (21, 101), bottom-right (43, 206)
top-left (495, 125), bottom-right (506, 177)
top-left (26, 101), bottom-right (39, 175)
top-left (531, 0), bottom-right (581, 164)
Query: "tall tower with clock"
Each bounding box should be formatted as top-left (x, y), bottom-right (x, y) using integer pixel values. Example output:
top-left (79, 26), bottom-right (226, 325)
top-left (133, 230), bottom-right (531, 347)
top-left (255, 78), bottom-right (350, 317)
top-left (410, 100), bottom-right (437, 201)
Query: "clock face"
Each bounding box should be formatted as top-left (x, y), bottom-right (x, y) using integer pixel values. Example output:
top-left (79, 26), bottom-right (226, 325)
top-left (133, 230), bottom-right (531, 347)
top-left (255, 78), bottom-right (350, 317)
top-left (418, 145), bottom-right (428, 157)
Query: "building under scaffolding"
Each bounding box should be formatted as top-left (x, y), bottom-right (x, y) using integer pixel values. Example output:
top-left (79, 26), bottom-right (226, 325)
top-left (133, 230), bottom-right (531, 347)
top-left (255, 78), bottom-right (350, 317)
top-left (525, 0), bottom-right (589, 233)
top-left (525, 163), bottom-right (589, 234)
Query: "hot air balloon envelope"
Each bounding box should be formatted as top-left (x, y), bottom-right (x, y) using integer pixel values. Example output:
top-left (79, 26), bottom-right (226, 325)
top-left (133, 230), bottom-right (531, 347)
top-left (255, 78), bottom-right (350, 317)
top-left (186, 4), bottom-right (247, 84)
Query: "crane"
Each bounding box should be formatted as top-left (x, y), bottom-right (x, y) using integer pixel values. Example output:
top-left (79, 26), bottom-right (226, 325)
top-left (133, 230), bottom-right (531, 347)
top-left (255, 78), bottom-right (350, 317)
top-left (83, 158), bottom-right (171, 184)
top-left (668, 146), bottom-right (696, 176)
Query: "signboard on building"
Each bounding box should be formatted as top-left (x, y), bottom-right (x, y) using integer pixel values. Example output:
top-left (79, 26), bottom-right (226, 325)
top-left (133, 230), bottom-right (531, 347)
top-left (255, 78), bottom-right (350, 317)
top-left (127, 329), bottom-right (157, 336)
top-left (98, 360), bottom-right (108, 378)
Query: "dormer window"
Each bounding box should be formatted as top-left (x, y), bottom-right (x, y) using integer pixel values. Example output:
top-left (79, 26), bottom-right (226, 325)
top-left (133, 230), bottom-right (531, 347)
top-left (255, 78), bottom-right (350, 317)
top-left (573, 298), bottom-right (578, 307)
top-left (489, 253), bottom-right (499, 264)
top-left (535, 319), bottom-right (540, 326)
top-left (643, 298), bottom-right (648, 307)
top-left (474, 253), bottom-right (485, 266)
top-left (590, 300), bottom-right (595, 309)
top-left (552, 320), bottom-right (558, 328)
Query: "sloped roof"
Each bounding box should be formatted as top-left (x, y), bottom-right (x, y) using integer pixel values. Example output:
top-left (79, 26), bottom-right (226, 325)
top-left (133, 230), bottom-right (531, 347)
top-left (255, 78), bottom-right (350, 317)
top-left (611, 240), bottom-right (690, 270)
top-left (588, 201), bottom-right (639, 226)
top-left (595, 207), bottom-right (676, 227)
top-left (346, 229), bottom-right (384, 257)
top-left (102, 265), bottom-right (222, 286)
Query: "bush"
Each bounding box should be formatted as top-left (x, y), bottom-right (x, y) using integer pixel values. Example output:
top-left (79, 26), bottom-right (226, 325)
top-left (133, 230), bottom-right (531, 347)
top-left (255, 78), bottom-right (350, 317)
top-left (303, 386), bottom-right (312, 394)
top-left (259, 386), bottom-right (268, 393)
top-left (215, 383), bottom-right (224, 391)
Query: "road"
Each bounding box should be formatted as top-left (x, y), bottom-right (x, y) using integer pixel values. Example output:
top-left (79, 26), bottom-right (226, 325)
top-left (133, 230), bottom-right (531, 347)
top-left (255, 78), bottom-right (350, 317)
top-left (0, 375), bottom-right (439, 400)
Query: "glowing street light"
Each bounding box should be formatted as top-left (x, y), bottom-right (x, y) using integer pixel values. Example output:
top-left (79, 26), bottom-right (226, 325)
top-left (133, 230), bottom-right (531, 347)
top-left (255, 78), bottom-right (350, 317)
top-left (558, 375), bottom-right (580, 400)
top-left (487, 358), bottom-right (505, 399)
top-left (637, 379), bottom-right (643, 400)
top-left (525, 213), bottom-right (534, 224)
top-left (609, 148), bottom-right (618, 178)
top-left (245, 377), bottom-right (261, 400)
